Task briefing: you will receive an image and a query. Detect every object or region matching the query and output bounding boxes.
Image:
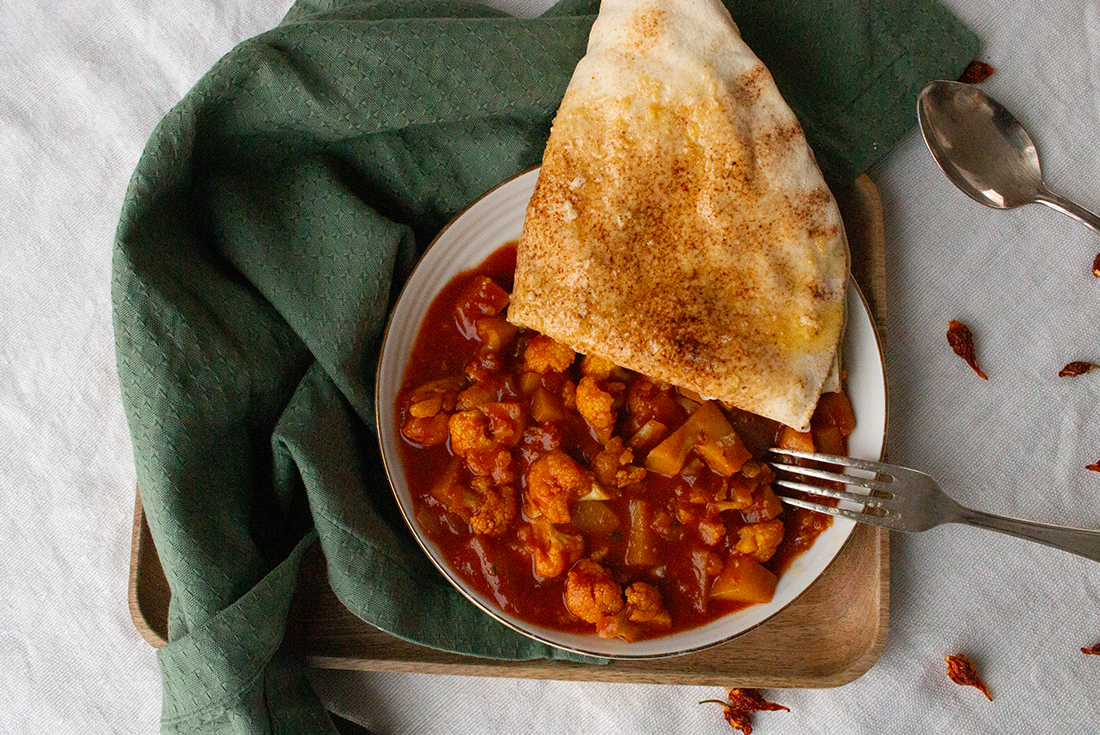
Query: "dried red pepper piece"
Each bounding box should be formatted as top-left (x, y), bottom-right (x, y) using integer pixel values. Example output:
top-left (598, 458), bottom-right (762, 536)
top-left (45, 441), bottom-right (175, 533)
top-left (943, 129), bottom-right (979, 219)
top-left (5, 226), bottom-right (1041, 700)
top-left (1086, 462), bottom-right (1100, 473)
top-left (947, 320), bottom-right (988, 380)
top-left (700, 689), bottom-right (790, 734)
top-left (945, 654), bottom-right (993, 701)
top-left (714, 703), bottom-right (753, 734)
top-left (958, 60), bottom-right (995, 84)
top-left (1092, 253), bottom-right (1100, 278)
top-left (728, 689), bottom-right (790, 715)
top-left (1082, 643), bottom-right (1100, 655)
top-left (1059, 361), bottom-right (1097, 377)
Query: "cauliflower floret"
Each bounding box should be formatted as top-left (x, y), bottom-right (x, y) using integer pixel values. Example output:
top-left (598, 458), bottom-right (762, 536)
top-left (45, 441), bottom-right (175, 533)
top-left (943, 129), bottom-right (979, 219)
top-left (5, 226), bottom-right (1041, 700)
top-left (697, 517), bottom-right (727, 546)
top-left (625, 582), bottom-right (672, 627)
top-left (522, 517), bottom-right (584, 578)
top-left (580, 354), bottom-right (617, 380)
top-left (433, 472), bottom-right (517, 538)
top-left (456, 379), bottom-right (502, 411)
top-left (735, 518), bottom-right (785, 562)
top-left (525, 450), bottom-right (591, 524)
top-left (448, 402), bottom-right (524, 457)
top-left (576, 376), bottom-right (618, 444)
top-left (402, 413), bottom-right (451, 447)
top-left (726, 475), bottom-right (757, 510)
top-left (448, 409), bottom-right (494, 456)
top-left (480, 402), bottom-right (524, 445)
top-left (676, 501), bottom-right (698, 526)
top-left (402, 376), bottom-right (463, 446)
top-left (561, 379), bottom-right (577, 410)
top-left (740, 485), bottom-right (784, 524)
top-left (565, 558), bottom-right (624, 624)
top-left (467, 479), bottom-right (517, 537)
top-left (464, 448), bottom-right (515, 485)
top-left (523, 335), bottom-right (575, 374)
top-left (592, 437), bottom-right (646, 489)
top-left (407, 378), bottom-right (461, 413)
top-left (739, 459), bottom-right (775, 482)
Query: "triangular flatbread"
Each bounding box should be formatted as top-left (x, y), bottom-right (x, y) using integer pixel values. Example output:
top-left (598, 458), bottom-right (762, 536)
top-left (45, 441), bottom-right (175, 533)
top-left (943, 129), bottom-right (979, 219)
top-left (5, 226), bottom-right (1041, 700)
top-left (508, 0), bottom-right (848, 432)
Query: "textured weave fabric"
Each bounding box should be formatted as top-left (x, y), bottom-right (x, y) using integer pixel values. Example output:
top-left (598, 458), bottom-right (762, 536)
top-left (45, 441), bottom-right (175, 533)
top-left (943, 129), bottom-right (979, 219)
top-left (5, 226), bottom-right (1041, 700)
top-left (111, 0), bottom-right (977, 730)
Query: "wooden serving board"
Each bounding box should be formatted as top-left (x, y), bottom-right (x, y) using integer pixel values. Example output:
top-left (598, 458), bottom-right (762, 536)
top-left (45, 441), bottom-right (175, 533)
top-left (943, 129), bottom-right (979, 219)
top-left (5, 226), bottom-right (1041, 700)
top-left (128, 175), bottom-right (889, 688)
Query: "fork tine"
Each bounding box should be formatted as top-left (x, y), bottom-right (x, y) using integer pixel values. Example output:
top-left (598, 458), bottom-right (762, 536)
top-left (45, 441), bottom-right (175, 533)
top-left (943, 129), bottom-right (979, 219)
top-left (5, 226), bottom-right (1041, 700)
top-left (768, 463), bottom-right (894, 496)
top-left (773, 479), bottom-right (892, 510)
top-left (774, 493), bottom-right (897, 528)
top-left (768, 448), bottom-right (889, 474)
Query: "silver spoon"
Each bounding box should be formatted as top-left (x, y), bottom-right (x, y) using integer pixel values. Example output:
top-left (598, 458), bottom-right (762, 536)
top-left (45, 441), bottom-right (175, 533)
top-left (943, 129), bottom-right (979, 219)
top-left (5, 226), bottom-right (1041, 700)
top-left (917, 80), bottom-right (1100, 236)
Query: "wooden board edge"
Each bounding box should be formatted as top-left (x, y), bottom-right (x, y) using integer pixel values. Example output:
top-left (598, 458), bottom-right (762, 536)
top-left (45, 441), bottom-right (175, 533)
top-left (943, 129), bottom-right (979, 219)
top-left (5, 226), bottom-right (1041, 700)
top-left (128, 487), bottom-right (169, 648)
top-left (790, 527), bottom-right (890, 689)
top-left (826, 525), bottom-right (891, 685)
top-left (844, 174), bottom-right (888, 339)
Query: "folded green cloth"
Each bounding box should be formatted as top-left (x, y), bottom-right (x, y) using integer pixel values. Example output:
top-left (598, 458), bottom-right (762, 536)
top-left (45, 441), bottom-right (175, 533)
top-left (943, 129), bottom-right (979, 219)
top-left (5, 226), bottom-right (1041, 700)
top-left (113, 0), bottom-right (976, 731)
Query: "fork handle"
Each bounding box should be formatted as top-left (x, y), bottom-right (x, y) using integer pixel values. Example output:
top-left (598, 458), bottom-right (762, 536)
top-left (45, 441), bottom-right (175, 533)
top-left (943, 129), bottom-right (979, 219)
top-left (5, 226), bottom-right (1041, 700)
top-left (955, 507), bottom-right (1100, 562)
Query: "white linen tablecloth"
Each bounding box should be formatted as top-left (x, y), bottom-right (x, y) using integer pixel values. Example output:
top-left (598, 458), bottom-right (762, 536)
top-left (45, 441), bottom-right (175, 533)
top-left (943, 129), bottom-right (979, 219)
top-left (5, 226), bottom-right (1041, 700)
top-left (2, 0), bottom-right (1097, 731)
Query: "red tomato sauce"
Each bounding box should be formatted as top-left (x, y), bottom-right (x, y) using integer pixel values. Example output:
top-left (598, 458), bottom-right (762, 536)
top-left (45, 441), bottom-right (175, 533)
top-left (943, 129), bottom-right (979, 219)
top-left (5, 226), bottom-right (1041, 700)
top-left (395, 242), bottom-right (848, 641)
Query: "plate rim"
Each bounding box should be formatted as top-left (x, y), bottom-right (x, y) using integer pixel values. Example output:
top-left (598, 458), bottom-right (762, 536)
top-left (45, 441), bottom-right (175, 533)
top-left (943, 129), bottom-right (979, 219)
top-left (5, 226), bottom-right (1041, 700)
top-left (374, 166), bottom-right (888, 660)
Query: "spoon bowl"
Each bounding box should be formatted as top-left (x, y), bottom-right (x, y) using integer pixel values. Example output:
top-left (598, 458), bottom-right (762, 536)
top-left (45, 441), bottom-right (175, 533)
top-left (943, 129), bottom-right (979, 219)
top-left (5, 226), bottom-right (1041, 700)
top-left (917, 80), bottom-right (1100, 234)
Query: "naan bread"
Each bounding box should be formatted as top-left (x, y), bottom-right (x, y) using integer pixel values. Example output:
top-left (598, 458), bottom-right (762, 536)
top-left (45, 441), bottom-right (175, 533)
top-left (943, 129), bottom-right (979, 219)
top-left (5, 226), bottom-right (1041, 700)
top-left (508, 0), bottom-right (848, 431)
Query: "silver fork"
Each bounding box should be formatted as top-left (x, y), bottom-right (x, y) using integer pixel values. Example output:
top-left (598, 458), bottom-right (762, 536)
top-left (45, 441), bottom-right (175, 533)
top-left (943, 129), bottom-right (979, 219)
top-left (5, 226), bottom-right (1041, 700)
top-left (768, 449), bottom-right (1100, 562)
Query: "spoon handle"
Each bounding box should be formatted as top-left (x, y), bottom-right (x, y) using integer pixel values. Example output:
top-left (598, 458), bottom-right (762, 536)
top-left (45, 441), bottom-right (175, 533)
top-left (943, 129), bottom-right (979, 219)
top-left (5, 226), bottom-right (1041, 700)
top-left (1034, 187), bottom-right (1100, 236)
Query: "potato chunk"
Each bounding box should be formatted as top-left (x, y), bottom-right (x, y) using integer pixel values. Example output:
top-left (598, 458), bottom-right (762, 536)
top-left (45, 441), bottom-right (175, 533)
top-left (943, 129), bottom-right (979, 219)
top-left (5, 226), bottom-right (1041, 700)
top-left (475, 316), bottom-right (518, 351)
top-left (777, 425), bottom-right (814, 453)
top-left (709, 555), bottom-right (778, 604)
top-left (624, 498), bottom-right (658, 567)
top-left (454, 276), bottom-right (509, 338)
top-left (645, 401), bottom-right (750, 476)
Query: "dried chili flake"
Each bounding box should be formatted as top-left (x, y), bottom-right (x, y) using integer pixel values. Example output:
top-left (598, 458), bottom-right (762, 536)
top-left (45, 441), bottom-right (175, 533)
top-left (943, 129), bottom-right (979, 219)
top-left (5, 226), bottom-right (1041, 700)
top-left (958, 60), bottom-right (995, 84)
top-left (947, 320), bottom-right (988, 380)
top-left (945, 654), bottom-right (993, 701)
top-left (1092, 253), bottom-right (1100, 278)
top-left (700, 689), bottom-right (790, 734)
top-left (1082, 643), bottom-right (1100, 655)
top-left (705, 701), bottom-right (753, 734)
top-left (1059, 361), bottom-right (1097, 377)
top-left (1087, 462), bottom-right (1100, 473)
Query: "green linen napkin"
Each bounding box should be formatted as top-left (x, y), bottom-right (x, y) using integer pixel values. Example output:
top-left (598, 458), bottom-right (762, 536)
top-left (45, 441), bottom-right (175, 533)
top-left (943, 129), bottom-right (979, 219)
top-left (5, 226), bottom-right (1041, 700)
top-left (113, 0), bottom-right (977, 731)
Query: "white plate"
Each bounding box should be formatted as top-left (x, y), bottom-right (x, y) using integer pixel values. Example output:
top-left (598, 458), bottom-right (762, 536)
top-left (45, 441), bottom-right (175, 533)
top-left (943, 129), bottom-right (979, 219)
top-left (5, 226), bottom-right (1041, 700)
top-left (376, 168), bottom-right (887, 659)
